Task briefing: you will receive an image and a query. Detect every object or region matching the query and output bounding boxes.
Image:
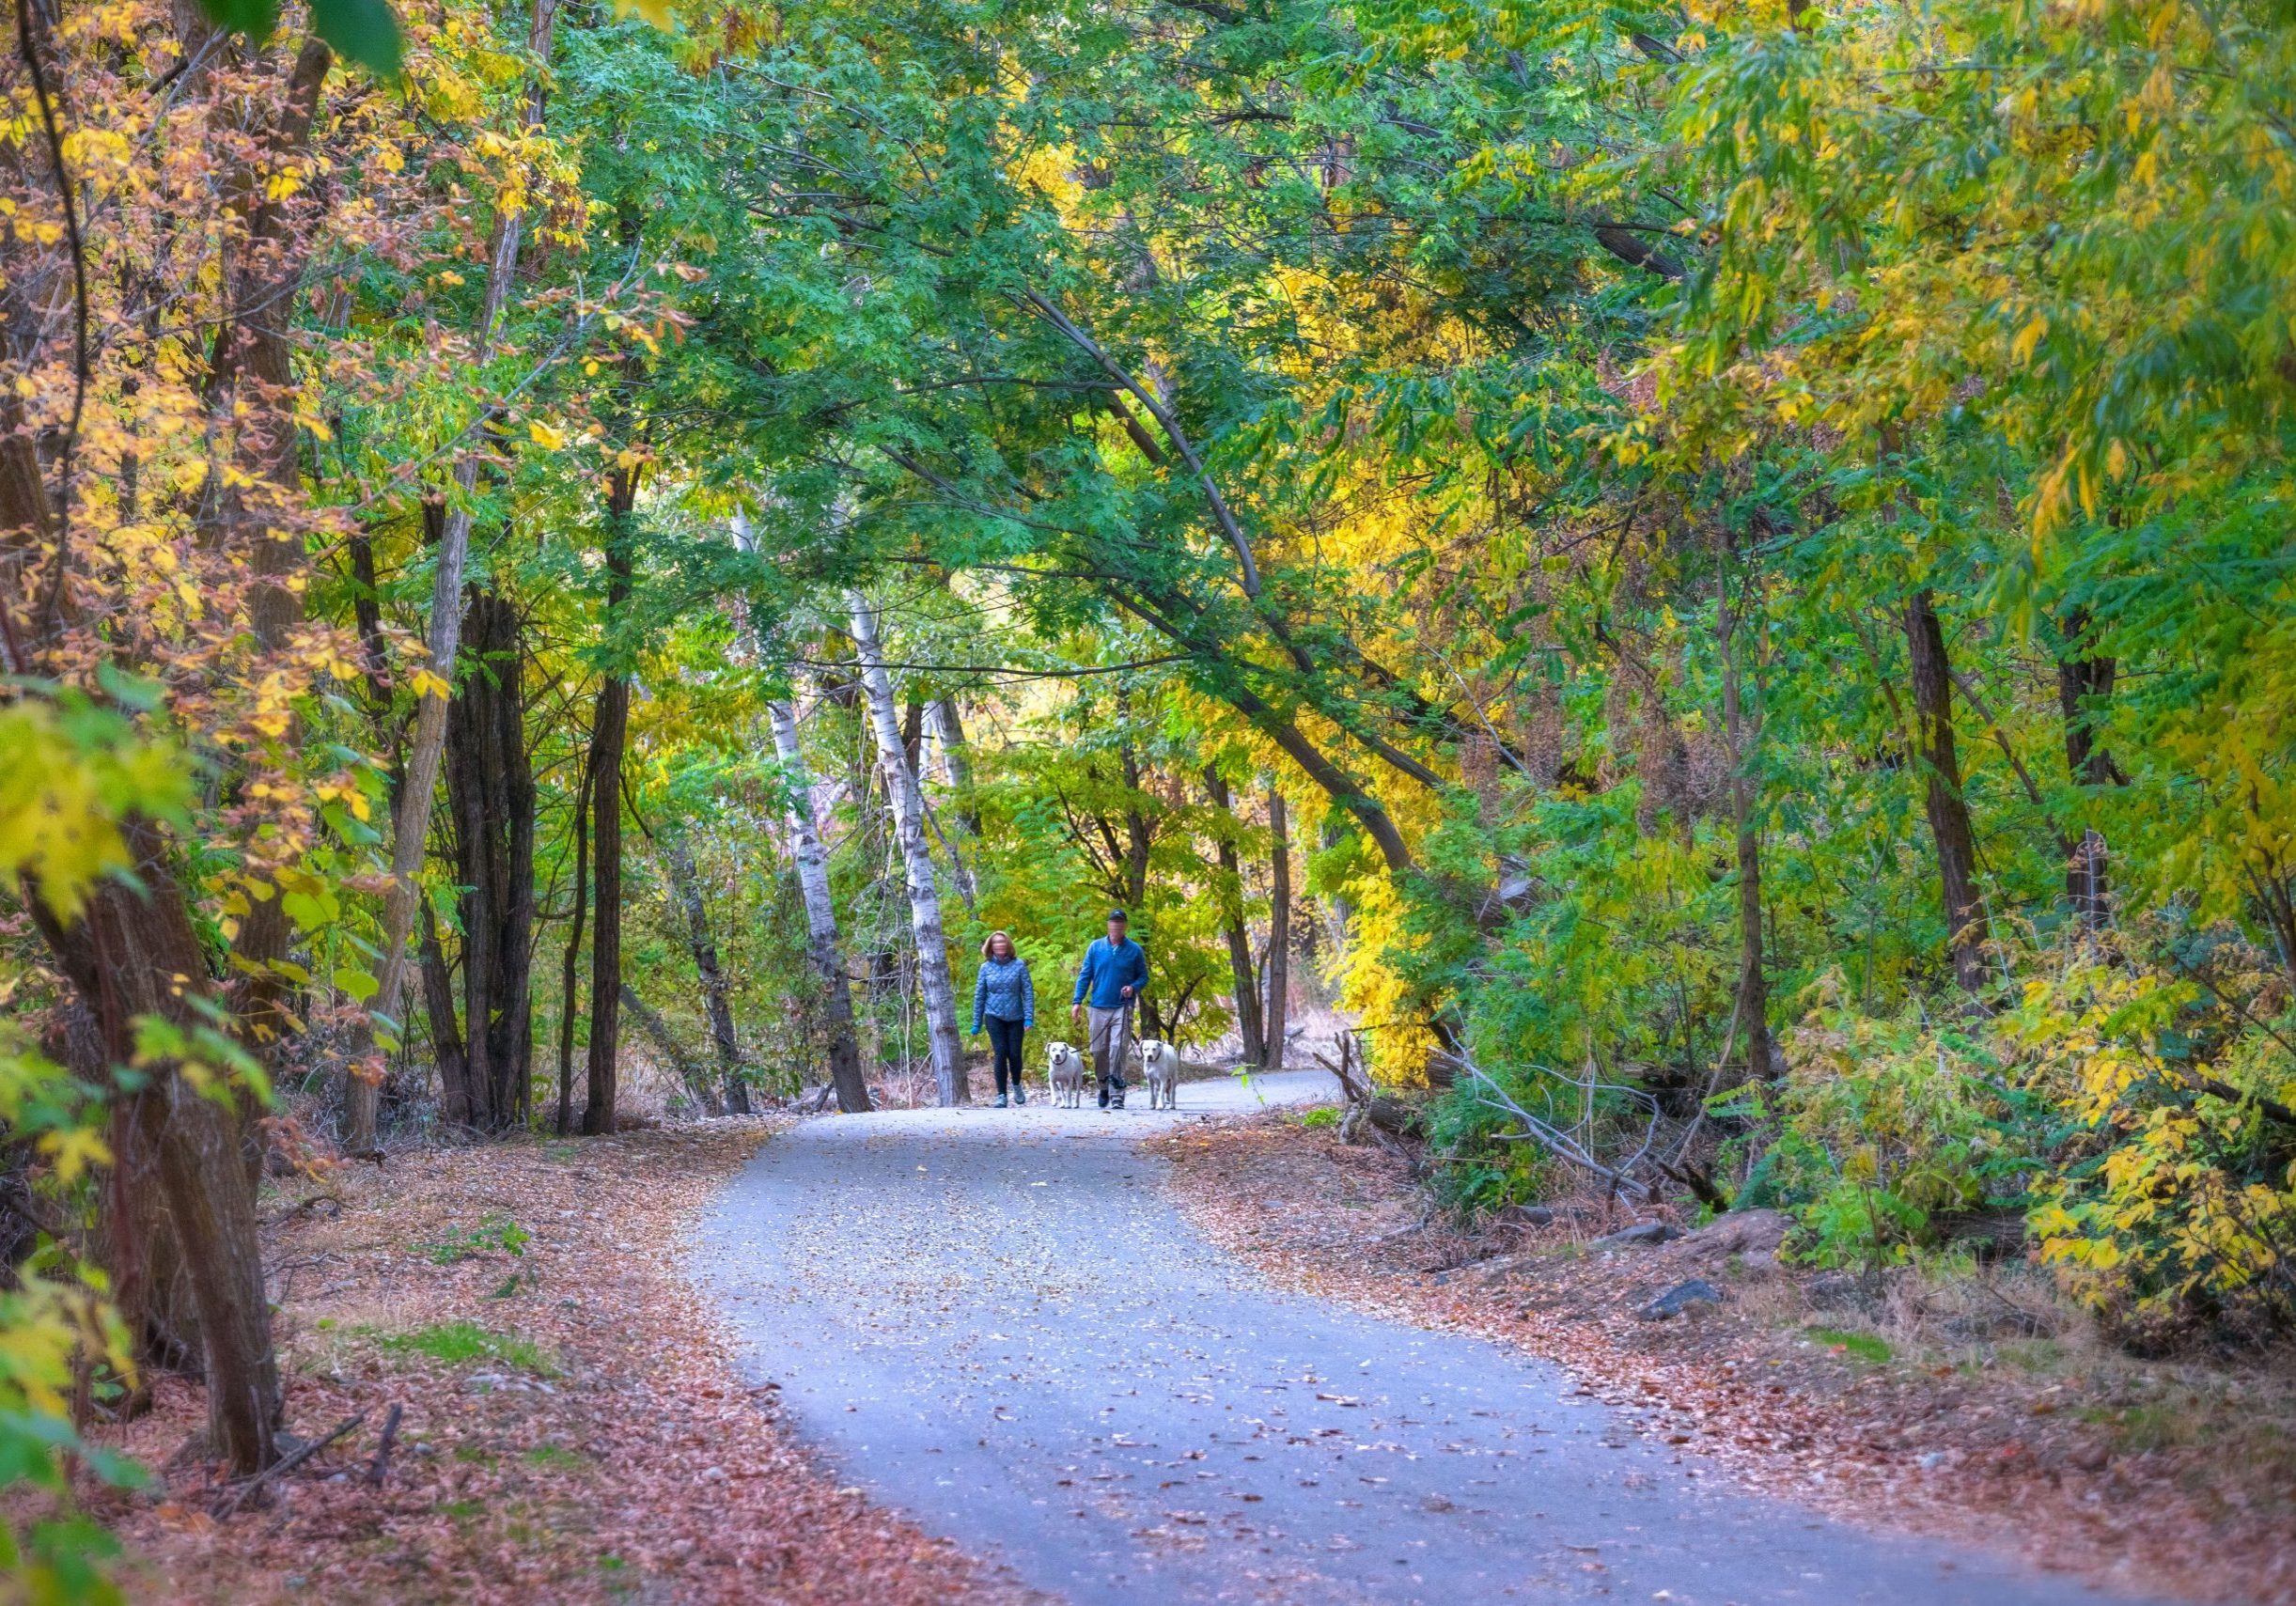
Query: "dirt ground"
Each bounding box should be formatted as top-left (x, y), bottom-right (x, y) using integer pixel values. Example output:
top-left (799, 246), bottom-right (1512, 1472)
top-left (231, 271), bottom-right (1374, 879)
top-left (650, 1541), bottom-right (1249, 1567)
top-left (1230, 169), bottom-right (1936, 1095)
top-left (93, 1122), bottom-right (1039, 1605)
top-left (1149, 1110), bottom-right (2296, 1606)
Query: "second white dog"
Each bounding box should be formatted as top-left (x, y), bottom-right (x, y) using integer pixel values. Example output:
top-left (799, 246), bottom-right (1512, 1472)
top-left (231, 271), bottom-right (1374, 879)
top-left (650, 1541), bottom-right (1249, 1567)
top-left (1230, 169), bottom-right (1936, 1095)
top-left (1126, 1038), bottom-right (1181, 1111)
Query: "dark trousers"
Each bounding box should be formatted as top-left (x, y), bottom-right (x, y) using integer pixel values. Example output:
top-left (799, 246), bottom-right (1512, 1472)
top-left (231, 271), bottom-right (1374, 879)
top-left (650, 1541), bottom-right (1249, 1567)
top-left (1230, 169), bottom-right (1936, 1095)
top-left (985, 1015), bottom-right (1026, 1095)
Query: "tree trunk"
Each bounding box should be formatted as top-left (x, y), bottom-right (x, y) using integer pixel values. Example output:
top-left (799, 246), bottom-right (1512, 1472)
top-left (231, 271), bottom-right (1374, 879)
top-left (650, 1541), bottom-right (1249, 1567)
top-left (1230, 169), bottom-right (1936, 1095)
top-left (417, 904), bottom-right (472, 1124)
top-left (731, 515), bottom-right (868, 1115)
top-left (2057, 612), bottom-right (2116, 932)
top-left (1204, 770), bottom-right (1265, 1066)
top-left (582, 675), bottom-right (628, 1135)
top-left (31, 828), bottom-right (281, 1474)
top-left (1719, 564), bottom-right (1775, 1084)
top-left (554, 745), bottom-right (593, 1136)
top-left (931, 696), bottom-right (982, 835)
top-left (663, 832), bottom-right (750, 1114)
top-left (445, 587), bottom-right (537, 1131)
top-left (769, 696), bottom-right (873, 1114)
top-left (900, 696), bottom-right (926, 781)
top-left (847, 593), bottom-right (967, 1105)
top-left (61, 1002), bottom-right (199, 1389)
top-left (0, 23), bottom-right (320, 1478)
top-left (103, 1097), bottom-right (200, 1388)
top-left (618, 983), bottom-right (723, 1116)
top-left (1117, 734), bottom-right (1152, 912)
top-left (1264, 785), bottom-right (1291, 1070)
top-left (1905, 590), bottom-right (1989, 993)
top-left (343, 0), bottom-right (559, 1155)
top-left (924, 697), bottom-right (980, 912)
top-left (582, 485), bottom-right (635, 1137)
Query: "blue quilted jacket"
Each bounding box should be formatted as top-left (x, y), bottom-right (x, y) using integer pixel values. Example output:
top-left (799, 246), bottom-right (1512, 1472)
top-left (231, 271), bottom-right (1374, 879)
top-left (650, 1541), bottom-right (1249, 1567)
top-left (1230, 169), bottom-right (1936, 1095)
top-left (972, 955), bottom-right (1036, 1032)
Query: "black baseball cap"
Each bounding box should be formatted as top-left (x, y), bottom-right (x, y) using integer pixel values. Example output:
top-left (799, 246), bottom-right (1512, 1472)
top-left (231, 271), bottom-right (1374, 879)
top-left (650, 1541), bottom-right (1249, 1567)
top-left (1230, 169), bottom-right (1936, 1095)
top-left (1108, 909), bottom-right (1129, 922)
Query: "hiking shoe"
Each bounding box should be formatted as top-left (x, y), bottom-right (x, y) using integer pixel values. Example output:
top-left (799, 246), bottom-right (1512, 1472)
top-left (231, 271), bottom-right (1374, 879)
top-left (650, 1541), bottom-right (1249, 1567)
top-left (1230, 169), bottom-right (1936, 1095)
top-left (1112, 1091), bottom-right (1126, 1110)
top-left (1013, 1086), bottom-right (1026, 1106)
top-left (994, 1094), bottom-right (1008, 1108)
top-left (1098, 1087), bottom-right (1110, 1109)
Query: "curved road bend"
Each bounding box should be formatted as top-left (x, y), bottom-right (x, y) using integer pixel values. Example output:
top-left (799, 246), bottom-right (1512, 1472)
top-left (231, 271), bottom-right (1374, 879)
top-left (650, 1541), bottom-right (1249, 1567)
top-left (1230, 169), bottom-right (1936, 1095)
top-left (694, 1069), bottom-right (2150, 1605)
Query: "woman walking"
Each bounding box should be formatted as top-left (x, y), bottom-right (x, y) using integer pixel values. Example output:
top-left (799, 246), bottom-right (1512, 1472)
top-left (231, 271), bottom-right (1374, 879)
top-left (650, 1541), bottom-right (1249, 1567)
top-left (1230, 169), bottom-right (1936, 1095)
top-left (972, 930), bottom-right (1037, 1107)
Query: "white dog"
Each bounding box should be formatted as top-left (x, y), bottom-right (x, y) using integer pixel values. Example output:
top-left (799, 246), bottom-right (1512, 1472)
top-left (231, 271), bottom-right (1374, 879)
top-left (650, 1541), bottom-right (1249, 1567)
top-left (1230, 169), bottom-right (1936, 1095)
top-left (1046, 1040), bottom-right (1086, 1109)
top-left (1126, 1038), bottom-right (1181, 1111)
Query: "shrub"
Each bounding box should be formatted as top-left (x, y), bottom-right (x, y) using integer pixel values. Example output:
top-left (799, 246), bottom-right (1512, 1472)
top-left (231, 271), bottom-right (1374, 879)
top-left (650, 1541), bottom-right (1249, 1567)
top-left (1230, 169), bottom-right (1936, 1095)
top-left (1720, 979), bottom-right (2046, 1269)
top-left (2014, 944), bottom-right (2296, 1335)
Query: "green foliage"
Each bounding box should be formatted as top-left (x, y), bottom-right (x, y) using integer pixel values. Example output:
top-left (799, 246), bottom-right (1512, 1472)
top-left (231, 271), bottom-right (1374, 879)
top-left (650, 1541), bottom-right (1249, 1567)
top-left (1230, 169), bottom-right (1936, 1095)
top-left (1425, 1090), bottom-right (1554, 1220)
top-left (194, 0), bottom-right (403, 74)
top-left (1734, 989), bottom-right (2042, 1269)
top-left (0, 690), bottom-right (191, 922)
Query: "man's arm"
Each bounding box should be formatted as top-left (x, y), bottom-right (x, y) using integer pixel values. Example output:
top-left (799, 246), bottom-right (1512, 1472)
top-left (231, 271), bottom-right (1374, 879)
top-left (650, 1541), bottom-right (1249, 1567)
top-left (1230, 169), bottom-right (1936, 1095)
top-left (1072, 942), bottom-right (1095, 1006)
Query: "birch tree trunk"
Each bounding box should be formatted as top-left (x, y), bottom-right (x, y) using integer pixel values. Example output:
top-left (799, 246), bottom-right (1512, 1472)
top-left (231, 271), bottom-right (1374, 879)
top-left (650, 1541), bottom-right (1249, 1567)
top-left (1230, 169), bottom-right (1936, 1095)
top-left (769, 697), bottom-right (873, 1114)
top-left (731, 507), bottom-right (872, 1115)
top-left (345, 0), bottom-right (560, 1154)
top-left (847, 593), bottom-right (968, 1105)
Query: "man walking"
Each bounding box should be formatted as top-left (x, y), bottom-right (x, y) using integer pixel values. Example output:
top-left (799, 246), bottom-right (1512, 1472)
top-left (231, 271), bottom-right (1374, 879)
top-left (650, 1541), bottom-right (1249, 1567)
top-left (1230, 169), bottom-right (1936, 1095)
top-left (1071, 909), bottom-right (1148, 1110)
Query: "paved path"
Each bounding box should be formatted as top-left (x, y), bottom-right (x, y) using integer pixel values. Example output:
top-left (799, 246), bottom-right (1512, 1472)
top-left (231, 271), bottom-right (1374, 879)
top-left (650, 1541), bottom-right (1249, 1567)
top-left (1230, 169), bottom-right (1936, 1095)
top-left (694, 1070), bottom-right (2141, 1604)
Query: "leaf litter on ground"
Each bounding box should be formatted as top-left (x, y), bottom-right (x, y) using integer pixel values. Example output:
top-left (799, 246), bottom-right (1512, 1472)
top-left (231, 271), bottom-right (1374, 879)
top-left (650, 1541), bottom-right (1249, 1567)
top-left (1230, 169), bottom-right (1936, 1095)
top-left (92, 1122), bottom-right (1046, 1605)
top-left (1148, 1110), bottom-right (2296, 1606)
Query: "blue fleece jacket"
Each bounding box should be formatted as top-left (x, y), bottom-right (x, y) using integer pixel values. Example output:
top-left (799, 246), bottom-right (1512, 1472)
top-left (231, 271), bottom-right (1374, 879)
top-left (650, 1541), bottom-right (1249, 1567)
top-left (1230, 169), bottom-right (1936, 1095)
top-left (1071, 935), bottom-right (1148, 1008)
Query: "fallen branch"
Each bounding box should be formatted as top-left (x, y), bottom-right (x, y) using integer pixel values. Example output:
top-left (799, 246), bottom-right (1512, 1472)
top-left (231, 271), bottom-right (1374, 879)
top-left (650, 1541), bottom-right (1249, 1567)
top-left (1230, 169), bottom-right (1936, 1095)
top-left (367, 1402), bottom-right (403, 1488)
top-left (260, 1194), bottom-right (344, 1229)
top-left (1439, 1049), bottom-right (1658, 1204)
top-left (214, 1412), bottom-right (366, 1518)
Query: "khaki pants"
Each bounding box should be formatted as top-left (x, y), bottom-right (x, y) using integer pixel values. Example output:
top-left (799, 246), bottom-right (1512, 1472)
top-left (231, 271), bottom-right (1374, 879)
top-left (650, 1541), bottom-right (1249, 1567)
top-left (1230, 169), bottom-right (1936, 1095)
top-left (1086, 1004), bottom-right (1133, 1100)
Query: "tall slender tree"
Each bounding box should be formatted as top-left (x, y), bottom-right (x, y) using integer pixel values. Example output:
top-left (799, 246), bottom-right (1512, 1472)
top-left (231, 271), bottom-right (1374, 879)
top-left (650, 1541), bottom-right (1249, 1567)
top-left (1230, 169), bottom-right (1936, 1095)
top-left (770, 695), bottom-right (874, 1114)
top-left (1205, 768), bottom-right (1265, 1066)
top-left (583, 468), bottom-right (639, 1134)
top-left (848, 593), bottom-right (967, 1104)
top-left (1263, 785), bottom-right (1291, 1071)
top-left (1905, 590), bottom-right (1990, 994)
